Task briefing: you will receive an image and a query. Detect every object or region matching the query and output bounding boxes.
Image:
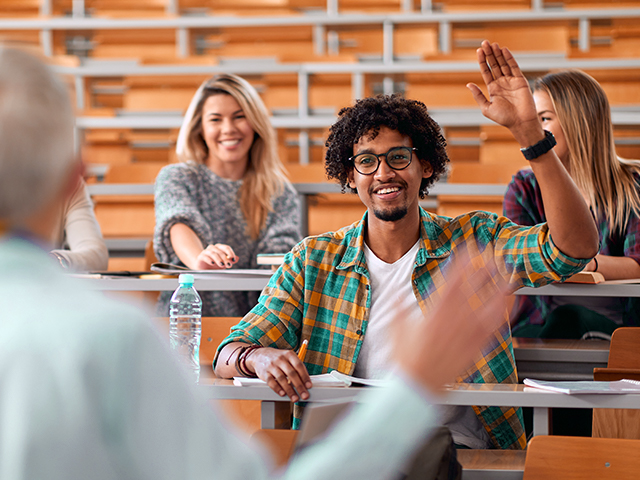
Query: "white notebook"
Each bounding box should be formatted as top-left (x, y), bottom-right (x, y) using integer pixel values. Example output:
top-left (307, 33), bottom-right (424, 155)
top-left (523, 378), bottom-right (640, 394)
top-left (233, 370), bottom-right (389, 387)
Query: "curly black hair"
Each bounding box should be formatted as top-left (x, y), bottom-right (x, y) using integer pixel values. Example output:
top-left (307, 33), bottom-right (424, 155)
top-left (325, 94), bottom-right (449, 198)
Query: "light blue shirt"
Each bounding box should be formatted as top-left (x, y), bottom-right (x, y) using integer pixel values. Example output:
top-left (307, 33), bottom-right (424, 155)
top-left (0, 236), bottom-right (438, 480)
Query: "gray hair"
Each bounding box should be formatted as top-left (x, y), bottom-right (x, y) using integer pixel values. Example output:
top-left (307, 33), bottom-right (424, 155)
top-left (0, 47), bottom-right (75, 222)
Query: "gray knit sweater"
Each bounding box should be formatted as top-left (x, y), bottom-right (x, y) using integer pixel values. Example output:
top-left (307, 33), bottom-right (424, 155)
top-left (154, 162), bottom-right (301, 317)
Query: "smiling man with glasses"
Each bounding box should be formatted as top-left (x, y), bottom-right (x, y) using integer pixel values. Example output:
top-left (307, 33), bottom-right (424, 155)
top-left (216, 42), bottom-right (599, 455)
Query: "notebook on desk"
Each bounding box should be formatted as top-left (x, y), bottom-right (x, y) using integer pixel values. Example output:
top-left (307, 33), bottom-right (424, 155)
top-left (233, 370), bottom-right (388, 387)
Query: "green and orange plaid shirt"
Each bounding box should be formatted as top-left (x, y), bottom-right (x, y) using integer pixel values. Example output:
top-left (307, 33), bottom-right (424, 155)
top-left (216, 208), bottom-right (589, 449)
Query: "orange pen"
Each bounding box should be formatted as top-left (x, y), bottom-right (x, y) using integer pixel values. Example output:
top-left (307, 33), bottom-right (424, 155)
top-left (297, 339), bottom-right (308, 362)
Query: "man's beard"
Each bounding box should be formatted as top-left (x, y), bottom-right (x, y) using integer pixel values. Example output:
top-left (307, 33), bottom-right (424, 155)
top-left (372, 205), bottom-right (408, 222)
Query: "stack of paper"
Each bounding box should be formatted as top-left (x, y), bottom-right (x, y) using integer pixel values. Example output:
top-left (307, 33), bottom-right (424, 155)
top-left (523, 378), bottom-right (640, 394)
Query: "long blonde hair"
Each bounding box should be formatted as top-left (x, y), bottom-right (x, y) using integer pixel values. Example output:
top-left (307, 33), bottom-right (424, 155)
top-left (534, 70), bottom-right (640, 234)
top-left (176, 73), bottom-right (288, 240)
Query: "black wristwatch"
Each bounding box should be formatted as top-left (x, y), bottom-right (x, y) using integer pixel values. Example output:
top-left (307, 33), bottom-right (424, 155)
top-left (520, 130), bottom-right (556, 161)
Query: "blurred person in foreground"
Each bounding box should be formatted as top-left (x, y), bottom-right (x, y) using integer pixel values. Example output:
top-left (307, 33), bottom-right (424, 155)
top-left (0, 45), bottom-right (520, 479)
top-left (215, 41), bottom-right (600, 450)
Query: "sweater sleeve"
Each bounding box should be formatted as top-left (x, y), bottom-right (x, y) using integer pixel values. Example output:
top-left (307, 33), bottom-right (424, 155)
top-left (153, 164), bottom-right (212, 264)
top-left (253, 182), bottom-right (302, 264)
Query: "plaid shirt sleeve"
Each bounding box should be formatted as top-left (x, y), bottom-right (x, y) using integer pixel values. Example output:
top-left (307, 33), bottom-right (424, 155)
top-left (213, 244), bottom-right (307, 366)
top-left (488, 216), bottom-right (591, 292)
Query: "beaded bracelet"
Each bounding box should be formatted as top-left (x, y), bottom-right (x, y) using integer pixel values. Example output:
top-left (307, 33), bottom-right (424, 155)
top-left (225, 345), bottom-right (244, 366)
top-left (234, 346), bottom-right (250, 376)
top-left (235, 345), bottom-right (262, 377)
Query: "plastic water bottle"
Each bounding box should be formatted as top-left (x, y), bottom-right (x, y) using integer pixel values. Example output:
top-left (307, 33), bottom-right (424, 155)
top-left (169, 274), bottom-right (202, 382)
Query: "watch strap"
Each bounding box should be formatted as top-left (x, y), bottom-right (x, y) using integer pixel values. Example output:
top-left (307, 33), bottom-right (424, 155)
top-left (520, 130), bottom-right (556, 161)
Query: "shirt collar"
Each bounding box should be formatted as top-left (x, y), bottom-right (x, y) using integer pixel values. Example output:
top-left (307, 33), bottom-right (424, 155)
top-left (338, 208), bottom-right (452, 271)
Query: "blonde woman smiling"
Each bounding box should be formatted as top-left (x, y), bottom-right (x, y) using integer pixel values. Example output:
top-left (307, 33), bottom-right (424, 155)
top-left (154, 74), bottom-right (301, 317)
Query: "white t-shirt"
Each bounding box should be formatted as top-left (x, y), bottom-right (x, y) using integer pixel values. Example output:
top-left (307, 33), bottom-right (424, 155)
top-left (354, 240), bottom-right (492, 449)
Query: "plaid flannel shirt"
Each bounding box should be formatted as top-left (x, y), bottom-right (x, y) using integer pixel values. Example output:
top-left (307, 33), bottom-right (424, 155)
top-left (216, 207), bottom-right (588, 449)
top-left (504, 169), bottom-right (640, 333)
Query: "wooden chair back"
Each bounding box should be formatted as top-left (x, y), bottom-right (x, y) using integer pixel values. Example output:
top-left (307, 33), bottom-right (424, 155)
top-left (523, 435), bottom-right (640, 479)
top-left (200, 316), bottom-right (242, 367)
top-left (607, 327), bottom-right (640, 369)
top-left (593, 327), bottom-right (640, 439)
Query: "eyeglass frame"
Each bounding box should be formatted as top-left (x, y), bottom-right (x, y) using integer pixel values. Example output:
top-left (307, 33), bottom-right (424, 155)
top-left (348, 146), bottom-right (418, 176)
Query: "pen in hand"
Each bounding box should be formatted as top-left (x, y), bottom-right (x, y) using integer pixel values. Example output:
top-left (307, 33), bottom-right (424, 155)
top-left (297, 339), bottom-right (308, 362)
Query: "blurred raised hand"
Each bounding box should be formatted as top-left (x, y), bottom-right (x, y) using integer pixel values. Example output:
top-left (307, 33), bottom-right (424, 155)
top-left (392, 252), bottom-right (507, 395)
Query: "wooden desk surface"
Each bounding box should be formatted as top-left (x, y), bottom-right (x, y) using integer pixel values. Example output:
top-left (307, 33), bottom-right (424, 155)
top-left (77, 270), bottom-right (273, 291)
top-left (202, 378), bottom-right (640, 410)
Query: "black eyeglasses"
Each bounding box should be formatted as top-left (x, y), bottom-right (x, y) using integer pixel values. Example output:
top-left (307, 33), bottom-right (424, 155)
top-left (349, 146), bottom-right (418, 175)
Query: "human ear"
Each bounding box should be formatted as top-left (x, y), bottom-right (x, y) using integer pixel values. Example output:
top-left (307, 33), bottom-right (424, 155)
top-left (421, 161), bottom-right (433, 179)
top-left (347, 168), bottom-right (357, 189)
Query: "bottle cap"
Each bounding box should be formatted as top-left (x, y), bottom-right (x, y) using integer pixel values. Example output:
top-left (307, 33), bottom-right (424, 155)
top-left (178, 273), bottom-right (194, 285)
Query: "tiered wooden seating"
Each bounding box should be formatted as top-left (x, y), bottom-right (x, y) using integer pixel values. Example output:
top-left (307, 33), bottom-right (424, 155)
top-left (430, 0), bottom-right (533, 11)
top-left (0, 29), bottom-right (41, 48)
top-left (91, 30), bottom-right (180, 61)
top-left (82, 0), bottom-right (169, 17)
top-left (82, 130), bottom-right (133, 167)
top-left (285, 162), bottom-right (367, 236)
top-left (201, 25), bottom-right (316, 62)
top-left (570, 19), bottom-right (640, 58)
top-left (288, 0), bottom-right (403, 13)
top-left (127, 130), bottom-right (178, 164)
top-left (82, 128), bottom-right (179, 167)
top-left (123, 75), bottom-right (209, 113)
top-left (580, 68), bottom-right (640, 106)
top-left (92, 163), bottom-right (161, 270)
top-left (438, 125), bottom-right (527, 217)
top-left (394, 25), bottom-right (439, 59)
top-left (592, 327), bottom-right (640, 440)
top-left (613, 126), bottom-right (640, 160)
top-left (0, 0), bottom-right (40, 17)
top-left (451, 24), bottom-right (570, 58)
top-left (278, 129), bottom-right (328, 164)
top-left (443, 126), bottom-right (481, 163)
top-left (404, 71), bottom-right (485, 108)
top-left (87, 79), bottom-right (126, 110)
top-left (562, 0), bottom-right (640, 9)
top-left (182, 0), bottom-right (297, 16)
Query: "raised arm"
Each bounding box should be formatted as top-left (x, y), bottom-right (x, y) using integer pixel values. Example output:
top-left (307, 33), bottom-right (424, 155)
top-left (467, 40), bottom-right (598, 259)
